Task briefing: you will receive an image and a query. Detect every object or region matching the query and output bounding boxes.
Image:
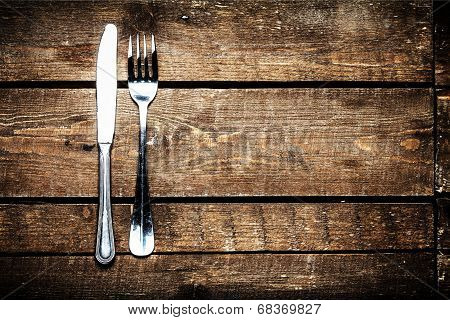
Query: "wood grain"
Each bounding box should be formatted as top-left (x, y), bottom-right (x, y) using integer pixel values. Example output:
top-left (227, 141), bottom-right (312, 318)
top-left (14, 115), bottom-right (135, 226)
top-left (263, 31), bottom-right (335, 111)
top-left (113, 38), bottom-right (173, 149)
top-left (0, 203), bottom-right (433, 253)
top-left (0, 0), bottom-right (432, 82)
top-left (438, 254), bottom-right (450, 297)
top-left (437, 90), bottom-right (450, 193)
top-left (435, 1), bottom-right (450, 85)
top-left (438, 198), bottom-right (450, 250)
top-left (0, 88), bottom-right (433, 197)
top-left (0, 253), bottom-right (436, 299)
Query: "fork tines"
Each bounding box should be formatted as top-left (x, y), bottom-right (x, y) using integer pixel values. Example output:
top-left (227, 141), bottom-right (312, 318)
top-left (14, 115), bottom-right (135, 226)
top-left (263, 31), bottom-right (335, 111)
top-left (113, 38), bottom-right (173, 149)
top-left (128, 33), bottom-right (157, 82)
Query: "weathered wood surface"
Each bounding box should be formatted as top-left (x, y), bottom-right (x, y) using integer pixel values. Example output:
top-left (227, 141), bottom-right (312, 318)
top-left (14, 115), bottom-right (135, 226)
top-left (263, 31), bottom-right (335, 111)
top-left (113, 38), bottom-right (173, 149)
top-left (438, 255), bottom-right (450, 297)
top-left (0, 203), bottom-right (433, 253)
top-left (0, 0), bottom-right (432, 82)
top-left (435, 1), bottom-right (450, 85)
top-left (0, 253), bottom-right (436, 299)
top-left (436, 199), bottom-right (449, 297)
top-left (438, 198), bottom-right (450, 250)
top-left (437, 90), bottom-right (450, 193)
top-left (0, 88), bottom-right (433, 197)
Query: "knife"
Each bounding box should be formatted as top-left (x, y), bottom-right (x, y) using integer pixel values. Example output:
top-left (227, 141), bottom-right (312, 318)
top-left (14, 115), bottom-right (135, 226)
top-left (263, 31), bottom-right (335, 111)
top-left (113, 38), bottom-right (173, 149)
top-left (95, 24), bottom-right (117, 264)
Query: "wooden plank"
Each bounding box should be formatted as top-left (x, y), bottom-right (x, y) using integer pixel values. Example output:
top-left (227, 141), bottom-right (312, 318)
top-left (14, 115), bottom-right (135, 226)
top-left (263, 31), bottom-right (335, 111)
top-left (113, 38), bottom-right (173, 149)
top-left (438, 198), bottom-right (450, 250)
top-left (0, 203), bottom-right (433, 253)
top-left (0, 88), bottom-right (433, 196)
top-left (436, 199), bottom-right (450, 297)
top-left (0, 0), bottom-right (432, 82)
top-left (437, 90), bottom-right (450, 193)
top-left (435, 1), bottom-right (450, 85)
top-left (0, 253), bottom-right (436, 299)
top-left (438, 254), bottom-right (450, 297)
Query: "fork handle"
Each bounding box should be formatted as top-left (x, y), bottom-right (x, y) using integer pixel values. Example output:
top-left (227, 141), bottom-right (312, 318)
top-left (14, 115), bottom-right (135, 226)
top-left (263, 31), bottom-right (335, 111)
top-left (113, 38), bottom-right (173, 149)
top-left (129, 111), bottom-right (155, 256)
top-left (95, 143), bottom-right (115, 264)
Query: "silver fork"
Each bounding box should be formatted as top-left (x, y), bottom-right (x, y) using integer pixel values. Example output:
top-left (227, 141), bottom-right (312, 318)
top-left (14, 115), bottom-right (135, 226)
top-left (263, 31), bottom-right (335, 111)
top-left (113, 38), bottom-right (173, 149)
top-left (128, 33), bottom-right (158, 256)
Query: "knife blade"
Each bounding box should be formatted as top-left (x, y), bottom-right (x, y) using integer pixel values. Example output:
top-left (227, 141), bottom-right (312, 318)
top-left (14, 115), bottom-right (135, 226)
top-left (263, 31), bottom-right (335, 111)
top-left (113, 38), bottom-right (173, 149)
top-left (95, 24), bottom-right (117, 265)
top-left (97, 24), bottom-right (117, 143)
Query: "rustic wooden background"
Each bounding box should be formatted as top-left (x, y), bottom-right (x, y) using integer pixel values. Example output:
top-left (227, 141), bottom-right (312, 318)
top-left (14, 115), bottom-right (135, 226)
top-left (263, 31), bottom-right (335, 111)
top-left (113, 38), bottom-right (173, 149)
top-left (0, 0), bottom-right (448, 299)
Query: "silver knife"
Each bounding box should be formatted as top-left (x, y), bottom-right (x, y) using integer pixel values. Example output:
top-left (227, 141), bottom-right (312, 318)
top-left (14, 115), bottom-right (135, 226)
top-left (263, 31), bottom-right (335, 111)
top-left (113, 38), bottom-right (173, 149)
top-left (95, 24), bottom-right (117, 264)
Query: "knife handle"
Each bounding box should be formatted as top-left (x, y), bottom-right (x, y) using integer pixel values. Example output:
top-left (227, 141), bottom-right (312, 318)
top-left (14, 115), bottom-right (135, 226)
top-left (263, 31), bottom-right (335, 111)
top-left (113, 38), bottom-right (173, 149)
top-left (95, 143), bottom-right (115, 264)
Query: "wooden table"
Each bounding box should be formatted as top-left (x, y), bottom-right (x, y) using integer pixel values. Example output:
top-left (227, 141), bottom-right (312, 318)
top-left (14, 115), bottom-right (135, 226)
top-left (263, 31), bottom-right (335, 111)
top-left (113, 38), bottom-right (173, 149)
top-left (0, 0), bottom-right (448, 299)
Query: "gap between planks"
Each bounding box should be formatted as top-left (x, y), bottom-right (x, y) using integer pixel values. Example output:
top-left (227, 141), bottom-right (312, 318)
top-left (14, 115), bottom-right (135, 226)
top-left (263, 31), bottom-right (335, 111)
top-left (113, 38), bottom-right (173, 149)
top-left (0, 81), bottom-right (434, 90)
top-left (0, 196), bottom-right (437, 204)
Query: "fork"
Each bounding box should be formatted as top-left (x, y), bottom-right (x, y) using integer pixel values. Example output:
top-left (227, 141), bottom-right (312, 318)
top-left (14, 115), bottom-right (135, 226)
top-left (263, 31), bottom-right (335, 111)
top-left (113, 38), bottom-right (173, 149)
top-left (128, 33), bottom-right (158, 256)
